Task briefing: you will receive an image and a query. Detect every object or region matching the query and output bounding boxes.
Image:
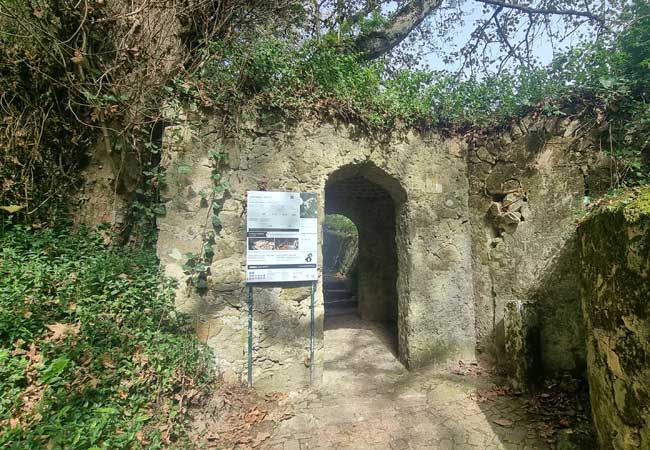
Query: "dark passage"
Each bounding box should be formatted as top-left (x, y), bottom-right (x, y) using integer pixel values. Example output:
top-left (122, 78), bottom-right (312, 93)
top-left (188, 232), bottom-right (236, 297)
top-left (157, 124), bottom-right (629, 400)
top-left (323, 164), bottom-right (401, 353)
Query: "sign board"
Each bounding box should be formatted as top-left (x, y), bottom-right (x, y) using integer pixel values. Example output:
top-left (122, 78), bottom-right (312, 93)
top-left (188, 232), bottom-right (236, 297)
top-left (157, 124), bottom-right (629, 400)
top-left (246, 191), bottom-right (318, 283)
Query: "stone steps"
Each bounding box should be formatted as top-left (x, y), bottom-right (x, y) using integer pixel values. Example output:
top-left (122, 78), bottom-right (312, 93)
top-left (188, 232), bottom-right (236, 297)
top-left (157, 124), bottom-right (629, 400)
top-left (323, 273), bottom-right (357, 313)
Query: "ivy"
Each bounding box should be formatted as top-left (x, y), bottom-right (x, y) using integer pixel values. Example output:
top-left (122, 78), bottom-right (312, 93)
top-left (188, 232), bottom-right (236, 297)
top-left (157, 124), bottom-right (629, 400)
top-left (0, 224), bottom-right (213, 449)
top-left (182, 147), bottom-right (230, 292)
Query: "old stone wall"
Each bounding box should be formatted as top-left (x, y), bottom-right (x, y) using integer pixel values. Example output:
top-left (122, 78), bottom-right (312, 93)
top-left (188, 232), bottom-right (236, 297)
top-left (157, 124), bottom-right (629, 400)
top-left (75, 108), bottom-right (624, 393)
top-left (467, 116), bottom-right (610, 386)
top-left (579, 190), bottom-right (650, 450)
top-left (155, 114), bottom-right (476, 390)
top-left (322, 229), bottom-right (358, 276)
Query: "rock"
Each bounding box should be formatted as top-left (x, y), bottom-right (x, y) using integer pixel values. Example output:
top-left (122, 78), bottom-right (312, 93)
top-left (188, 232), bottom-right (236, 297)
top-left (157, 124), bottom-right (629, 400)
top-left (488, 202), bottom-right (502, 217)
top-left (495, 211), bottom-right (521, 234)
top-left (279, 286), bottom-right (311, 303)
top-left (210, 256), bottom-right (244, 291)
top-left (485, 165), bottom-right (520, 195)
top-left (563, 120), bottom-right (581, 138)
top-left (476, 147), bottom-right (497, 164)
top-left (503, 192), bottom-right (523, 210)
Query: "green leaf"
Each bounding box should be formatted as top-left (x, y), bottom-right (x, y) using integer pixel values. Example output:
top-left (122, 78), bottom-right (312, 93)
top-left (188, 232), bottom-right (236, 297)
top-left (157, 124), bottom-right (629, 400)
top-left (211, 215), bottom-right (222, 228)
top-left (40, 356), bottom-right (70, 384)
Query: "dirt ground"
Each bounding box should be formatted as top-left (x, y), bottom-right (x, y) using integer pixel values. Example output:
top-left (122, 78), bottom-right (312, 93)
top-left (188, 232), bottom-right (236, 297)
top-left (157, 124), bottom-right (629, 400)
top-left (188, 311), bottom-right (594, 450)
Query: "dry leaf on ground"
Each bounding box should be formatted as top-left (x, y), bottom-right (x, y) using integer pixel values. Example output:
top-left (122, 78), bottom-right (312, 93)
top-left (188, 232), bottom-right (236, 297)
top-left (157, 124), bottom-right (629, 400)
top-left (244, 407), bottom-right (267, 424)
top-left (45, 322), bottom-right (80, 340)
top-left (493, 418), bottom-right (514, 427)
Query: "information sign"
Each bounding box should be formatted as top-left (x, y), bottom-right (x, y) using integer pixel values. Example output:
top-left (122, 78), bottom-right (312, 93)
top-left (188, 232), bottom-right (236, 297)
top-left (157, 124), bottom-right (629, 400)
top-left (246, 191), bottom-right (318, 282)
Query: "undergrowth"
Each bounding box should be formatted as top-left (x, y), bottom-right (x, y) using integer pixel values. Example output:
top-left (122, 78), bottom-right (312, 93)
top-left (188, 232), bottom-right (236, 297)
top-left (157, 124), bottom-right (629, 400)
top-left (0, 223), bottom-right (213, 449)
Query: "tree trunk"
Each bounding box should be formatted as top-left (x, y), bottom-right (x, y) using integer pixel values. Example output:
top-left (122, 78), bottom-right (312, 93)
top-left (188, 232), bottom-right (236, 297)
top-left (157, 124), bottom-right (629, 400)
top-left (352, 0), bottom-right (443, 60)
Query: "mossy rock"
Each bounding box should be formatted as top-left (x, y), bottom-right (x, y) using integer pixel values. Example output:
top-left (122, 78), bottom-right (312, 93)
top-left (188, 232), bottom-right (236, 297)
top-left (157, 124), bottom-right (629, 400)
top-left (582, 186), bottom-right (650, 224)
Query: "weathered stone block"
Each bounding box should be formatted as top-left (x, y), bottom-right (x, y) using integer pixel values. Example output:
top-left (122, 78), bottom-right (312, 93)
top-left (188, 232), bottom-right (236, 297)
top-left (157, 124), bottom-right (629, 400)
top-left (579, 189), bottom-right (650, 450)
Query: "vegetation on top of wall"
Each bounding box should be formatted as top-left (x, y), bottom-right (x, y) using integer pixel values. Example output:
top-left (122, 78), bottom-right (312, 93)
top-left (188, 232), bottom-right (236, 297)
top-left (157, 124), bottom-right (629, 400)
top-left (1, 0), bottom-right (649, 230)
top-left (0, 223), bottom-right (213, 449)
top-left (175, 0), bottom-right (649, 185)
top-left (582, 186), bottom-right (650, 222)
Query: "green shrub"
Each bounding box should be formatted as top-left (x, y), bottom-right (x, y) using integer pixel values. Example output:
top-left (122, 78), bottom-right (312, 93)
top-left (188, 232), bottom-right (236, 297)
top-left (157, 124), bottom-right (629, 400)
top-left (0, 224), bottom-right (213, 449)
top-left (324, 214), bottom-right (358, 236)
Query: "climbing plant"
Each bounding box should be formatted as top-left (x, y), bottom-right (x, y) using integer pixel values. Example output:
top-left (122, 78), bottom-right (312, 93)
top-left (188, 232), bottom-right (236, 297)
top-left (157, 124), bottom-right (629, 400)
top-left (182, 146), bottom-right (230, 291)
top-left (0, 0), bottom-right (302, 229)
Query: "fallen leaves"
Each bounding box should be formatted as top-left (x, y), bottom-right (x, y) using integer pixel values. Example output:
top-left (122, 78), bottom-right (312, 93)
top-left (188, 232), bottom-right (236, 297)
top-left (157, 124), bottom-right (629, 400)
top-left (493, 418), bottom-right (514, 427)
top-left (11, 341), bottom-right (42, 364)
top-left (101, 354), bottom-right (116, 369)
top-left (186, 384), bottom-right (291, 449)
top-left (477, 374), bottom-right (595, 448)
top-left (470, 386), bottom-right (508, 402)
top-left (450, 360), bottom-right (484, 376)
top-left (45, 322), bottom-right (80, 340)
top-left (244, 407), bottom-right (267, 425)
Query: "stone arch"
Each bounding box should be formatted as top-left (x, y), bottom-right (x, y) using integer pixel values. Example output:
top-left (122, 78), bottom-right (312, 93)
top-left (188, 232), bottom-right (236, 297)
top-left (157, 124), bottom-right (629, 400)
top-left (323, 162), bottom-right (408, 360)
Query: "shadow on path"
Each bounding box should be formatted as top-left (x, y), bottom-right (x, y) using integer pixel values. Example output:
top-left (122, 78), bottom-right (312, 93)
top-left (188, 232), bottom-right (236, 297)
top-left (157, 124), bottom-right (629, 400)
top-left (263, 313), bottom-right (557, 450)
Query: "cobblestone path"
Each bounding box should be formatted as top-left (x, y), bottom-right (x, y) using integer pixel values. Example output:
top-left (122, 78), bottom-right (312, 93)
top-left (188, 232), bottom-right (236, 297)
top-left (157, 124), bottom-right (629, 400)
top-left (263, 312), bottom-right (552, 450)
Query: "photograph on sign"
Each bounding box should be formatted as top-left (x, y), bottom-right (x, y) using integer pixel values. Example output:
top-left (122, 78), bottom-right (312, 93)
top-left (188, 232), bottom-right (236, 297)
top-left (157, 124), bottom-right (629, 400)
top-left (246, 191), bottom-right (318, 283)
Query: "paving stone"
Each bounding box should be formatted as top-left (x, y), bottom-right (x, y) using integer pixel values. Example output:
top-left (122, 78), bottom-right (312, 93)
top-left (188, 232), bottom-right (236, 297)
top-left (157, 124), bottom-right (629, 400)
top-left (284, 441), bottom-right (301, 450)
top-left (261, 315), bottom-right (553, 450)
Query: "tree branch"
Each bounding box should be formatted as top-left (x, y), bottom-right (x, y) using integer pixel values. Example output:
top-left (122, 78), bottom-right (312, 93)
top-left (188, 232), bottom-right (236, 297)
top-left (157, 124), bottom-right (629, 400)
top-left (353, 0), bottom-right (444, 60)
top-left (348, 0), bottom-right (380, 26)
top-left (474, 0), bottom-right (606, 26)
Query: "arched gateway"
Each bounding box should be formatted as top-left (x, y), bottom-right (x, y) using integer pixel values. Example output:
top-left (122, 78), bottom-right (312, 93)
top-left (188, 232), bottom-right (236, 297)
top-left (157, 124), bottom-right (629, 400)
top-left (157, 121), bottom-right (476, 391)
top-left (324, 164), bottom-right (407, 362)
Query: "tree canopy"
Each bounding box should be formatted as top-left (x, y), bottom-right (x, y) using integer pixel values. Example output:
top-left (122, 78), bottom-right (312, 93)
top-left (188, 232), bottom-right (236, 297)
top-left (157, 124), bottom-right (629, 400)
top-left (0, 0), bottom-right (648, 222)
top-left (306, 0), bottom-right (626, 72)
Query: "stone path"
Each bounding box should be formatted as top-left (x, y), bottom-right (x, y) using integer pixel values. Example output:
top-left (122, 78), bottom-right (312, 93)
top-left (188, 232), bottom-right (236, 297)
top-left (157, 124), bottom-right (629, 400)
top-left (263, 312), bottom-right (552, 450)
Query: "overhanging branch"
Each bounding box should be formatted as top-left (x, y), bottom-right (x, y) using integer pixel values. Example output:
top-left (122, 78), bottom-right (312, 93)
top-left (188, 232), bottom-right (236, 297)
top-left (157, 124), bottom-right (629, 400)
top-left (352, 0), bottom-right (444, 60)
top-left (475, 0), bottom-right (606, 26)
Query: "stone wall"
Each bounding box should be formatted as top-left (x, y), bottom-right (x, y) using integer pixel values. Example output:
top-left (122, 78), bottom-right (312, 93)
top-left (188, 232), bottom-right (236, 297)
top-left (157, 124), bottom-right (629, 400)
top-left (579, 189), bottom-right (650, 450)
top-left (467, 116), bottom-right (610, 386)
top-left (322, 229), bottom-right (357, 276)
top-left (71, 107), bottom-right (624, 393)
top-left (155, 114), bottom-right (476, 390)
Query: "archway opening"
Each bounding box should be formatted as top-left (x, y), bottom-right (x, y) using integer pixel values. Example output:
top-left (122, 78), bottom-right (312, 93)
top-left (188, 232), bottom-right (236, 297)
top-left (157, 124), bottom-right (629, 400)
top-left (323, 214), bottom-right (359, 315)
top-left (323, 164), bottom-right (405, 360)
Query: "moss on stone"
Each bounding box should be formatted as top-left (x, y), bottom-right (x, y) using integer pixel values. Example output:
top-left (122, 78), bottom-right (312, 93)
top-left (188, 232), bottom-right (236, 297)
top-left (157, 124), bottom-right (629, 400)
top-left (579, 185), bottom-right (650, 450)
top-left (582, 186), bottom-right (650, 224)
top-left (623, 188), bottom-right (650, 222)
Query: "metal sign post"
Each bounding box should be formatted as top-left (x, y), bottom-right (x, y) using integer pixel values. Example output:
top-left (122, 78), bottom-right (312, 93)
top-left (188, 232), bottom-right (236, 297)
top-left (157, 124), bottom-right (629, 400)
top-left (309, 281), bottom-right (316, 386)
top-left (245, 191), bottom-right (319, 388)
top-left (247, 284), bottom-right (253, 386)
